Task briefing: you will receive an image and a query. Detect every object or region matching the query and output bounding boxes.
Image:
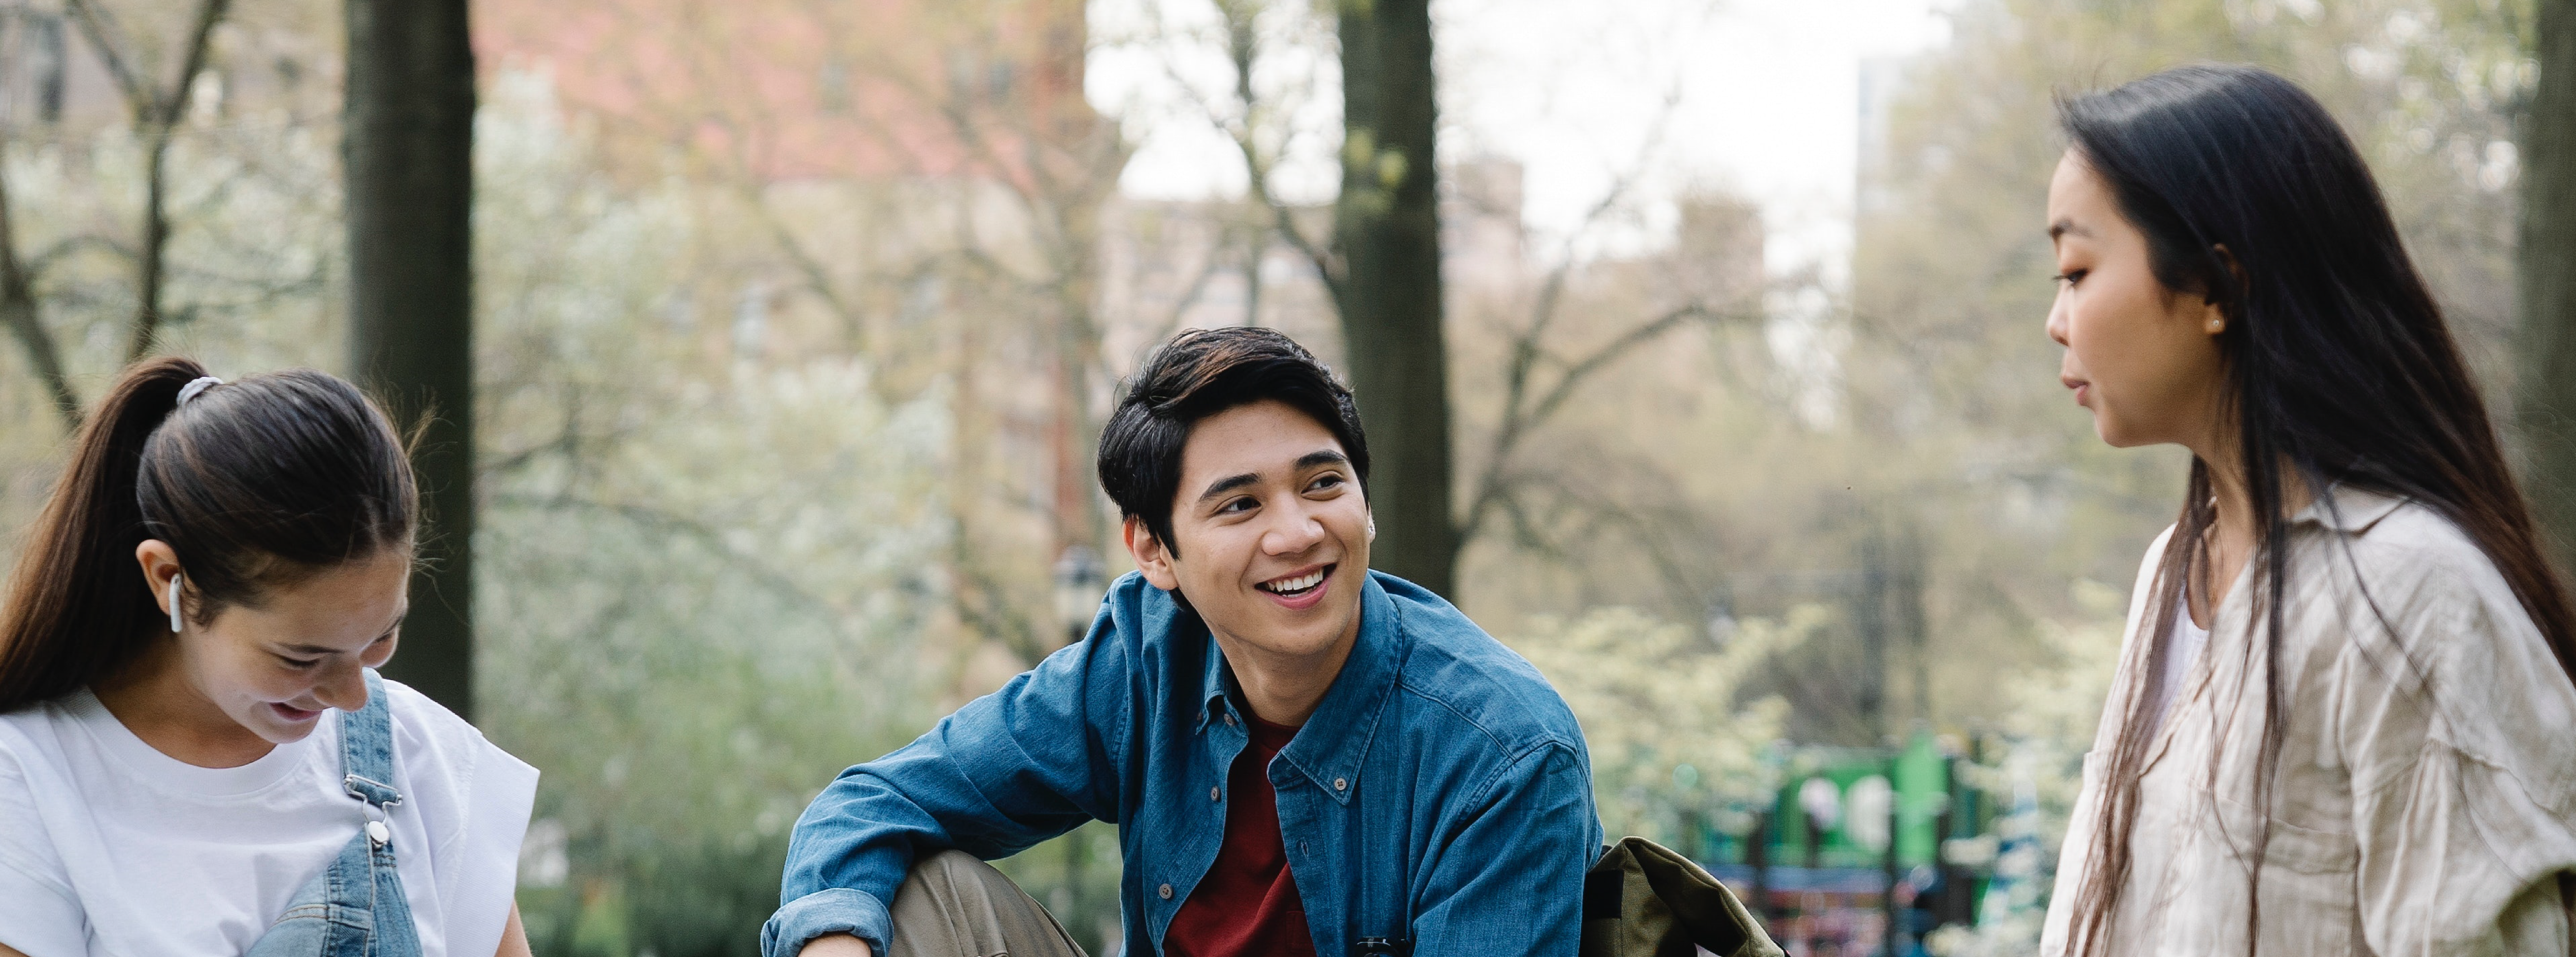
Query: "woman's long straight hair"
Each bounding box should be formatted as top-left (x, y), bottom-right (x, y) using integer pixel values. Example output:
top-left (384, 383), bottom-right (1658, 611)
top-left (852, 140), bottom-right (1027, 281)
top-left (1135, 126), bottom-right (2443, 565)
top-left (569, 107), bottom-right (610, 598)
top-left (2056, 65), bottom-right (2576, 955)
top-left (0, 358), bottom-right (418, 712)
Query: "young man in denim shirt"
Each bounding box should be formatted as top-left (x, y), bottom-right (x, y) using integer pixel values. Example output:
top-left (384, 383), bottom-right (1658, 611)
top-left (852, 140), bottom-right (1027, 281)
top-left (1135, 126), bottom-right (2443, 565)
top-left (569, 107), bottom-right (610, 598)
top-left (768, 328), bottom-right (1600, 957)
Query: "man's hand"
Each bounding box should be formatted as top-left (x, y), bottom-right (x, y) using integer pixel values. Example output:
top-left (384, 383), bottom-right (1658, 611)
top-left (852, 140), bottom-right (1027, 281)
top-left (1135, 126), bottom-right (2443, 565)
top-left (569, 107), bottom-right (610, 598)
top-left (798, 933), bottom-right (874, 957)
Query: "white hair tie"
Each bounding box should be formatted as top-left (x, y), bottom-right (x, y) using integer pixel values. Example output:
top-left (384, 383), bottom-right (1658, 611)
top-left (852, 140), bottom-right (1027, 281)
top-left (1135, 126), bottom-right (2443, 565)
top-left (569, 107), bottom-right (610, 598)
top-left (176, 376), bottom-right (222, 407)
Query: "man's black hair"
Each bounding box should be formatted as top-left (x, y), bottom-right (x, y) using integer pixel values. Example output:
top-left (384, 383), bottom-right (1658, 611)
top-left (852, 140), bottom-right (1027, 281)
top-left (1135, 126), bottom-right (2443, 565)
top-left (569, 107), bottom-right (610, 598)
top-left (1097, 326), bottom-right (1369, 557)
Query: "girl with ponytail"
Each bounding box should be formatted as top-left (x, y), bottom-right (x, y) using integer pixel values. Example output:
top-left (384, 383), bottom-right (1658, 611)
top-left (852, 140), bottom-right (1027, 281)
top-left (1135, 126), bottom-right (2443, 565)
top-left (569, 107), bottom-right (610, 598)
top-left (0, 358), bottom-right (536, 957)
top-left (2037, 66), bottom-right (2576, 956)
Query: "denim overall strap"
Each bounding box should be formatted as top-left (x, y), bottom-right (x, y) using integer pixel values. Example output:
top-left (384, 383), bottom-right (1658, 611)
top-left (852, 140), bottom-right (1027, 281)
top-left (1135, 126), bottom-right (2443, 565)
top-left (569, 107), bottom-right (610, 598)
top-left (341, 670), bottom-right (402, 812)
top-left (244, 669), bottom-right (424, 957)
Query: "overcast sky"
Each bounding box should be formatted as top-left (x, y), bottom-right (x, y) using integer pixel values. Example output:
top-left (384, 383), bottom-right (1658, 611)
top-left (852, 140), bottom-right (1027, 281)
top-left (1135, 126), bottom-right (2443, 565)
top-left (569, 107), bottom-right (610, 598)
top-left (1091, 0), bottom-right (1961, 285)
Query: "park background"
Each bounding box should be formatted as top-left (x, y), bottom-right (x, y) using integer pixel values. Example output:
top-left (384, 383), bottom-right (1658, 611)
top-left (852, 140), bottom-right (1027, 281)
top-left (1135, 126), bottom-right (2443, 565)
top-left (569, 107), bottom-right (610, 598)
top-left (0, 0), bottom-right (2570, 954)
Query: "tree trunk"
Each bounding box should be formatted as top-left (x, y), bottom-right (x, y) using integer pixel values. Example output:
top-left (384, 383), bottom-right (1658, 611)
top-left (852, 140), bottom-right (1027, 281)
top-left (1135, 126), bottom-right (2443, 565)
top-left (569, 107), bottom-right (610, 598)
top-left (1335, 0), bottom-right (1456, 598)
top-left (2526, 0), bottom-right (2576, 581)
top-left (345, 0), bottom-right (477, 719)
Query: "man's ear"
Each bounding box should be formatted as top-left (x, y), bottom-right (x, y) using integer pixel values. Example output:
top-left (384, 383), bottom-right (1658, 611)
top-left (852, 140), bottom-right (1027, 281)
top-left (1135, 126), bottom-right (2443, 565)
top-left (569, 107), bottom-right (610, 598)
top-left (1122, 516), bottom-right (1180, 592)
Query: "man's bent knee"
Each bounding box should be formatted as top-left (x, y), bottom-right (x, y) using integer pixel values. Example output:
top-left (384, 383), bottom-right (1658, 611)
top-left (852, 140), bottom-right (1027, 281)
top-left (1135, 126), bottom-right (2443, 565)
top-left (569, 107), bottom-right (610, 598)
top-left (886, 851), bottom-right (1086, 957)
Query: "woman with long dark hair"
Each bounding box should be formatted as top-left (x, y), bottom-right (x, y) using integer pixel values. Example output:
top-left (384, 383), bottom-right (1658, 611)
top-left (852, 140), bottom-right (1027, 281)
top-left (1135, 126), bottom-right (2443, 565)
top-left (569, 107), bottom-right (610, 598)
top-left (2036, 65), bottom-right (2576, 955)
top-left (0, 359), bottom-right (536, 957)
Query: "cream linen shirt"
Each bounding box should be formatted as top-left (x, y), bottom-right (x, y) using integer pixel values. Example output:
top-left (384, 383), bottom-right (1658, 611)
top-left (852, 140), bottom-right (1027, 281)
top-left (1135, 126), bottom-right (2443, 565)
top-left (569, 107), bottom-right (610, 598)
top-left (2040, 488), bottom-right (2576, 957)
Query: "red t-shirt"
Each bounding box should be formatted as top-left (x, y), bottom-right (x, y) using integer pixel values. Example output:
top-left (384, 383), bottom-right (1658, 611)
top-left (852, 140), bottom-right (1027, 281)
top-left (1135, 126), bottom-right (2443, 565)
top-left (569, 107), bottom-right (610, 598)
top-left (1164, 713), bottom-right (1318, 957)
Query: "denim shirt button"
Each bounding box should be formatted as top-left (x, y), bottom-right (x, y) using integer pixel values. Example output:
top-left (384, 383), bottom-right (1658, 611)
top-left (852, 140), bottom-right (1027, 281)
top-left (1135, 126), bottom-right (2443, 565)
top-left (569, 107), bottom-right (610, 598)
top-left (1210, 786), bottom-right (1221, 802)
top-left (1159, 883), bottom-right (1174, 900)
top-left (1334, 777), bottom-right (1348, 791)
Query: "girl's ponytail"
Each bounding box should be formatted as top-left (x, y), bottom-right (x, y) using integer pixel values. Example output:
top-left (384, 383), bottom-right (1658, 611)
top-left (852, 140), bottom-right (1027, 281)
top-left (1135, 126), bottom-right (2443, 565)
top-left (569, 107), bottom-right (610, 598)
top-left (0, 358), bottom-right (208, 711)
top-left (0, 357), bottom-right (417, 712)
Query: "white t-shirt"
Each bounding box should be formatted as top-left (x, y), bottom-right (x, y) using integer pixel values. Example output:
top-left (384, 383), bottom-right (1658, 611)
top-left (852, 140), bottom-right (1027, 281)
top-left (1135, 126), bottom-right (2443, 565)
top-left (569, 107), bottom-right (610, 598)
top-left (0, 679), bottom-right (538, 957)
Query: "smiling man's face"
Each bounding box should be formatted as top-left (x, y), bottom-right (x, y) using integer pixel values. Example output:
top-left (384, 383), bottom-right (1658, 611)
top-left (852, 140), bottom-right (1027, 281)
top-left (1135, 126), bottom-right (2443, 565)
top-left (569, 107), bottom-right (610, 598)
top-left (1130, 399), bottom-right (1372, 669)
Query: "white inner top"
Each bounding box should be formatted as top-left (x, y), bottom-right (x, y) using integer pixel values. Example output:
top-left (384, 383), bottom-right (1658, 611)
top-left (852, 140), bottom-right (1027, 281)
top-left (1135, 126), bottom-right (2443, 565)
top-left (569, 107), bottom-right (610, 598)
top-left (2147, 604), bottom-right (2210, 737)
top-left (0, 679), bottom-right (537, 957)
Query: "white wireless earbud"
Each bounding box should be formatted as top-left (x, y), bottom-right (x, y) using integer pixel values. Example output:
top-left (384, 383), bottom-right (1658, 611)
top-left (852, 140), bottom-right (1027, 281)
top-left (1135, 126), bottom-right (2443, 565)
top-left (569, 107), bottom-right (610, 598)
top-left (168, 574), bottom-right (183, 634)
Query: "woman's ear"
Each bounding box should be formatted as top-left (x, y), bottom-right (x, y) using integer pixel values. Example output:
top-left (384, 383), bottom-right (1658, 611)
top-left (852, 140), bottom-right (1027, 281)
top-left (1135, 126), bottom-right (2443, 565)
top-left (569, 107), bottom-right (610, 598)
top-left (2208, 243), bottom-right (2248, 309)
top-left (1122, 516), bottom-right (1180, 592)
top-left (135, 539), bottom-right (182, 627)
top-left (2189, 244), bottom-right (2247, 337)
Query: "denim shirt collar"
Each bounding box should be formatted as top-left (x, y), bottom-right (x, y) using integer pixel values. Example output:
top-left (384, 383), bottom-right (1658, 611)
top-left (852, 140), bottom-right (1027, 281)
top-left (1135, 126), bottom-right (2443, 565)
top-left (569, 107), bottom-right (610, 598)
top-left (1193, 573), bottom-right (1407, 806)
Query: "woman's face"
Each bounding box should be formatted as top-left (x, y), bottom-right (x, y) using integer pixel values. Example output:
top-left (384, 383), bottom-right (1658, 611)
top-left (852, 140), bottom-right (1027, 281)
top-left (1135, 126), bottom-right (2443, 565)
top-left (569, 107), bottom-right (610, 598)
top-left (141, 544), bottom-right (409, 744)
top-left (2044, 150), bottom-right (2231, 452)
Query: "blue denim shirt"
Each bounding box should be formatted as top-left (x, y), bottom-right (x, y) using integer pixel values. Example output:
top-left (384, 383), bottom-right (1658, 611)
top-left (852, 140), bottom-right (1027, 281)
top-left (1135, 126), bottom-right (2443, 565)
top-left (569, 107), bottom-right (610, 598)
top-left (764, 570), bottom-right (1600, 957)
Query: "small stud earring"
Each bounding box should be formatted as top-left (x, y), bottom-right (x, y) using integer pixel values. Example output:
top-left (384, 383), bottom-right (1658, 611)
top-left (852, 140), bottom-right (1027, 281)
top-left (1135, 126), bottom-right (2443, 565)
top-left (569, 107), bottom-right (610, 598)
top-left (2207, 318), bottom-right (2225, 332)
top-left (167, 574), bottom-right (184, 633)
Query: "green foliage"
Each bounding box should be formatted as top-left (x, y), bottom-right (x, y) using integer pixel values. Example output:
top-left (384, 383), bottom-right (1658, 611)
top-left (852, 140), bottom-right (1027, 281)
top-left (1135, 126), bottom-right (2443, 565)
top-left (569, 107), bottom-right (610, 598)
top-left (1926, 580), bottom-right (2126, 957)
top-left (470, 73), bottom-right (955, 954)
top-left (1953, 579), bottom-right (2126, 841)
top-left (1506, 606), bottom-right (1817, 842)
top-left (991, 821), bottom-right (1128, 952)
top-left (519, 834), bottom-right (791, 957)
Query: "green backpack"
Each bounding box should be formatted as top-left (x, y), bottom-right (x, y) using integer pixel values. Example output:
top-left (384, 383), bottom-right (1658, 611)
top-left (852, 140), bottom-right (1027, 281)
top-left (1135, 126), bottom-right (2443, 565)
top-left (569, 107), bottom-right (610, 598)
top-left (1580, 837), bottom-right (1786, 957)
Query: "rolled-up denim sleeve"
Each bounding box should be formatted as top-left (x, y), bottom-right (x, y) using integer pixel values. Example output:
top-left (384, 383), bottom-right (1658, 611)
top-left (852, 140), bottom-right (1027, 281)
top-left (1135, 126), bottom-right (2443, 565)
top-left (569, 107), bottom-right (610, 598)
top-left (1408, 741), bottom-right (1601, 957)
top-left (763, 614), bottom-right (1133, 957)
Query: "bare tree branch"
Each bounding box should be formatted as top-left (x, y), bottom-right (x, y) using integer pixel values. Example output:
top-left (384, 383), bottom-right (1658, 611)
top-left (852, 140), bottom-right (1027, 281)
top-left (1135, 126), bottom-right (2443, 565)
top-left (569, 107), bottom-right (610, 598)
top-left (491, 492), bottom-right (854, 625)
top-left (1456, 83), bottom-right (1710, 551)
top-left (839, 38), bottom-right (1130, 644)
top-left (1195, 0), bottom-right (1342, 303)
top-left (67, 0), bottom-right (235, 361)
top-left (0, 152), bottom-right (79, 427)
top-left (949, 534), bottom-right (1043, 665)
top-left (153, 0), bottom-right (227, 132)
top-left (1142, 219), bottom-right (1234, 343)
top-left (1510, 81), bottom-right (1682, 368)
top-left (62, 0), bottom-right (152, 120)
top-left (124, 0), bottom-right (232, 359)
top-left (1526, 302), bottom-right (1731, 426)
top-left (28, 235), bottom-right (138, 272)
top-left (1458, 301), bottom-right (1740, 547)
top-left (737, 182), bottom-right (874, 353)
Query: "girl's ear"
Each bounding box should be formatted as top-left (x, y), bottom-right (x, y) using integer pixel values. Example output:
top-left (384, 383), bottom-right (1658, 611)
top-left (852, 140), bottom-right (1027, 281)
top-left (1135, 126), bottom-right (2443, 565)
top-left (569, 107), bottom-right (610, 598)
top-left (2207, 243), bottom-right (2248, 319)
top-left (135, 539), bottom-right (183, 628)
top-left (1122, 516), bottom-right (1180, 593)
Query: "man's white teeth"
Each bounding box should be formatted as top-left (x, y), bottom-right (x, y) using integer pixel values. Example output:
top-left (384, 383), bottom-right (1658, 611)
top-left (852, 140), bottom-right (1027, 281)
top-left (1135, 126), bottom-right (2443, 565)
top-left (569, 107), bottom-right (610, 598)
top-left (1263, 570), bottom-right (1326, 593)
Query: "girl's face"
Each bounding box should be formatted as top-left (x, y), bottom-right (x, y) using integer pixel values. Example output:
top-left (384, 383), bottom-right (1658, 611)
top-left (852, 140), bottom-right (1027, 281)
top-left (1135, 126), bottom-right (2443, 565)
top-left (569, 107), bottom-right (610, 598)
top-left (2044, 150), bottom-right (2232, 453)
top-left (142, 545), bottom-right (409, 744)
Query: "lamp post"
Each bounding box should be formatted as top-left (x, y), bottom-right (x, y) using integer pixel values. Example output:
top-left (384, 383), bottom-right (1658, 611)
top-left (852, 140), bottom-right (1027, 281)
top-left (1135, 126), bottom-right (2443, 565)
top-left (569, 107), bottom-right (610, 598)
top-left (1052, 545), bottom-right (1106, 647)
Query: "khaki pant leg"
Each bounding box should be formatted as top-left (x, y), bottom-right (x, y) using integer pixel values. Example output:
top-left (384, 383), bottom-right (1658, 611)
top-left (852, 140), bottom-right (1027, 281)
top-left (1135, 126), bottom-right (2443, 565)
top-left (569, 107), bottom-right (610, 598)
top-left (883, 850), bottom-right (1091, 957)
